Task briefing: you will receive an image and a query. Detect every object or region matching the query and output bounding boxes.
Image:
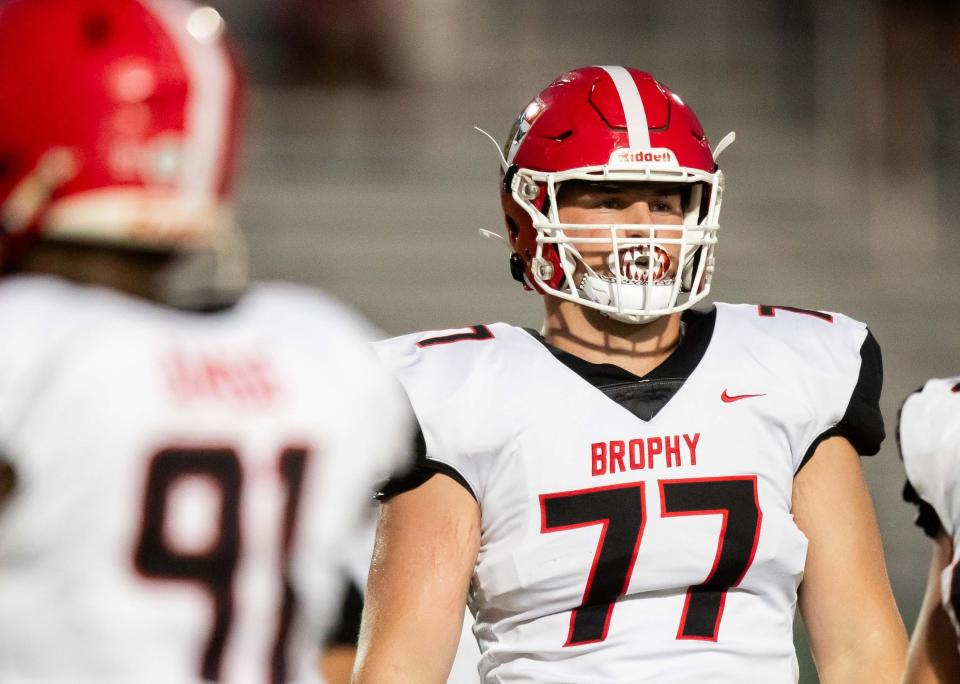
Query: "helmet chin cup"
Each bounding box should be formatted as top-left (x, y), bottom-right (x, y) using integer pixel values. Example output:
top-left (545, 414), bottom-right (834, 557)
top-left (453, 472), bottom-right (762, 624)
top-left (579, 274), bottom-right (675, 324)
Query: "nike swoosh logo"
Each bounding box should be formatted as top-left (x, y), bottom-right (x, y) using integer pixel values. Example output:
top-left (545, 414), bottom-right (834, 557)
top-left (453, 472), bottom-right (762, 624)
top-left (721, 390), bottom-right (766, 403)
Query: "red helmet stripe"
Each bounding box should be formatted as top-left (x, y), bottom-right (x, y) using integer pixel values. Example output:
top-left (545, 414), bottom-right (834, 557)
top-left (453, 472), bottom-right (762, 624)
top-left (138, 0), bottom-right (236, 200)
top-left (599, 66), bottom-right (650, 149)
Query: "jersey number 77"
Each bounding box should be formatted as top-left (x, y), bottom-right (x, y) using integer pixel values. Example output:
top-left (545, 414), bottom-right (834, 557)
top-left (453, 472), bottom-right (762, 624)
top-left (540, 476), bottom-right (761, 646)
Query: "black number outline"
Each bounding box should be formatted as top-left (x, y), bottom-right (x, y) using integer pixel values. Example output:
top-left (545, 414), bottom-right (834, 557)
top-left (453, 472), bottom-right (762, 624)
top-left (539, 476), bottom-right (763, 646)
top-left (539, 482), bottom-right (646, 646)
top-left (659, 476), bottom-right (763, 641)
top-left (416, 325), bottom-right (494, 348)
top-left (757, 305), bottom-right (833, 323)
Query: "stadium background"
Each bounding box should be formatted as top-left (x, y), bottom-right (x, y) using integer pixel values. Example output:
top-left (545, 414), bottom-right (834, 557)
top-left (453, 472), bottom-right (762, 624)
top-left (212, 1), bottom-right (960, 680)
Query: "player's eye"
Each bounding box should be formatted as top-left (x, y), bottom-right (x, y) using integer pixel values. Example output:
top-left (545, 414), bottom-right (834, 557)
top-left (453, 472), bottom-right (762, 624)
top-left (650, 197), bottom-right (682, 215)
top-left (591, 196), bottom-right (625, 210)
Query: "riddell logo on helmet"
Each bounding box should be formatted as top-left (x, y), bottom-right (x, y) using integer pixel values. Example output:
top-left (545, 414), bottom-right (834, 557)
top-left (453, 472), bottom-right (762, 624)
top-left (612, 149), bottom-right (674, 164)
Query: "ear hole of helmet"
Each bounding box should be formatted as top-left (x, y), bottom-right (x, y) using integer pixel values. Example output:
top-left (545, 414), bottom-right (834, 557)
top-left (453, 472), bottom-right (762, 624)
top-left (509, 253), bottom-right (526, 284)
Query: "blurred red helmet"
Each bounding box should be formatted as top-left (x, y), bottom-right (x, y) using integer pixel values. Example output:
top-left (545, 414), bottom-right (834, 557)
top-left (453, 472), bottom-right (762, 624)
top-left (498, 66), bottom-right (734, 324)
top-left (0, 0), bottom-right (244, 272)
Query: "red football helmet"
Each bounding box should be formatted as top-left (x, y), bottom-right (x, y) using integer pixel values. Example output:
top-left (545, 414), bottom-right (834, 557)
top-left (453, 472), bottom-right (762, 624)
top-left (0, 0), bottom-right (244, 280)
top-left (497, 66), bottom-right (734, 323)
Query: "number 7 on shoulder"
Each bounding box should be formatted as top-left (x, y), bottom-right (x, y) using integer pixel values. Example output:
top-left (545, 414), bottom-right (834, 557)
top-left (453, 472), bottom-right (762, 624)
top-left (757, 305), bottom-right (833, 323)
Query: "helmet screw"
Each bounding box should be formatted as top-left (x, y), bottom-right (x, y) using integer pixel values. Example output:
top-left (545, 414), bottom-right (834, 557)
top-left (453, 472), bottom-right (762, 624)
top-left (532, 257), bottom-right (554, 281)
top-left (519, 178), bottom-right (539, 201)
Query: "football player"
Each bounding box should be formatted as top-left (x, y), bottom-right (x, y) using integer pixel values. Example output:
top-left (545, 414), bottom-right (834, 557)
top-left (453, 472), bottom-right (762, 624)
top-left (899, 377), bottom-right (960, 682)
top-left (353, 67), bottom-right (907, 683)
top-left (0, 1), bottom-right (408, 682)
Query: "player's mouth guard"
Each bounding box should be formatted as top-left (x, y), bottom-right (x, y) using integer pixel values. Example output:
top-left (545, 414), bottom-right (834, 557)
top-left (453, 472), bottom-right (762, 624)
top-left (611, 244), bottom-right (671, 283)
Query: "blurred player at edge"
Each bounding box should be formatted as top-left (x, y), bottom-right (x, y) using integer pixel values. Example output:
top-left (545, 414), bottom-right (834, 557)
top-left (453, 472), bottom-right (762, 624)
top-left (899, 377), bottom-right (960, 682)
top-left (353, 66), bottom-right (907, 683)
top-left (0, 1), bottom-right (409, 682)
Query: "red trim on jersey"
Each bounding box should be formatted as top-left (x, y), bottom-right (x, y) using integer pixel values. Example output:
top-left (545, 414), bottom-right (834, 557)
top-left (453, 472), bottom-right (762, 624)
top-left (416, 325), bottom-right (495, 348)
top-left (658, 475), bottom-right (762, 642)
top-left (539, 480), bottom-right (646, 646)
top-left (756, 305), bottom-right (834, 323)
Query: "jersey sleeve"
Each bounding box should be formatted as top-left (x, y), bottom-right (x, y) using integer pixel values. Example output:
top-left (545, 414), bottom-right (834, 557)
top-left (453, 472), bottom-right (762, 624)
top-left (377, 421), bottom-right (478, 501)
top-left (898, 378), bottom-right (960, 539)
top-left (805, 327), bottom-right (884, 463)
top-left (791, 318), bottom-right (885, 471)
top-left (305, 342), bottom-right (413, 535)
top-left (901, 479), bottom-right (943, 539)
top-left (373, 325), bottom-right (506, 502)
top-left (724, 304), bottom-right (885, 471)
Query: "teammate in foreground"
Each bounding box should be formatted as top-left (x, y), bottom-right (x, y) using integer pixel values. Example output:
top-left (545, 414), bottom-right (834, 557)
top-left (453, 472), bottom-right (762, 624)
top-left (353, 67), bottom-right (907, 683)
top-left (0, 1), bottom-right (408, 681)
top-left (900, 377), bottom-right (960, 682)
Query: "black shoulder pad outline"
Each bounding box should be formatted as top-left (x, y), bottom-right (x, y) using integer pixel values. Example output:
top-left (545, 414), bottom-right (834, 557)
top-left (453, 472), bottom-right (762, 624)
top-left (798, 328), bottom-right (884, 472)
top-left (902, 479), bottom-right (944, 539)
top-left (376, 425), bottom-right (478, 503)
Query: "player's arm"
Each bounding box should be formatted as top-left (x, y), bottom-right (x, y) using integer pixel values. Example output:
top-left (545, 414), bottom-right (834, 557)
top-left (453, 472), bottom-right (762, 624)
top-left (352, 473), bottom-right (480, 684)
top-left (795, 436), bottom-right (908, 684)
top-left (903, 530), bottom-right (960, 683)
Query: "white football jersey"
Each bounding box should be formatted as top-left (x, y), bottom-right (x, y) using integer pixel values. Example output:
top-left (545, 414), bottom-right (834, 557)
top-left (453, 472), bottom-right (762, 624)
top-left (0, 275), bottom-right (409, 684)
top-left (375, 303), bottom-right (883, 684)
top-left (899, 376), bottom-right (960, 637)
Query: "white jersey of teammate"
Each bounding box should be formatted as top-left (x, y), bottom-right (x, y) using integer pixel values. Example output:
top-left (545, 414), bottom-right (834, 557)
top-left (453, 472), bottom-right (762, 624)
top-left (900, 376), bottom-right (960, 638)
top-left (0, 275), bottom-right (409, 684)
top-left (375, 303), bottom-right (883, 684)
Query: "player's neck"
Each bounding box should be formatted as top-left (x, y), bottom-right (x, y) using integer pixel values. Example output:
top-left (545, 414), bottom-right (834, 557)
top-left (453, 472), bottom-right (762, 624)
top-left (17, 240), bottom-right (172, 303)
top-left (541, 298), bottom-right (683, 378)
